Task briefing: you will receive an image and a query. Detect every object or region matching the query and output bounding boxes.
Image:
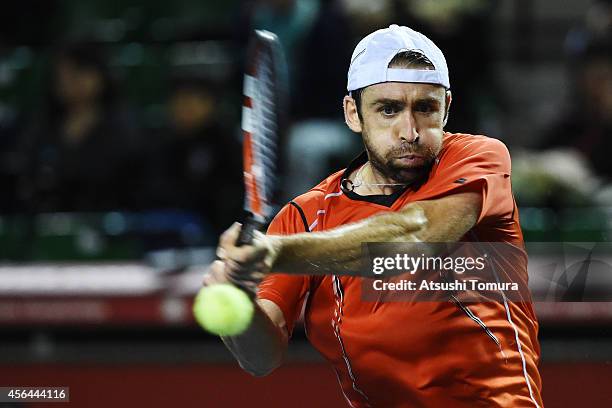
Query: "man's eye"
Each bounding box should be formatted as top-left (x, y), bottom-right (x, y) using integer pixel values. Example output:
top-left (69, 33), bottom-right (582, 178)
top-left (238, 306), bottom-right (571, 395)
top-left (381, 105), bottom-right (397, 116)
top-left (415, 103), bottom-right (436, 113)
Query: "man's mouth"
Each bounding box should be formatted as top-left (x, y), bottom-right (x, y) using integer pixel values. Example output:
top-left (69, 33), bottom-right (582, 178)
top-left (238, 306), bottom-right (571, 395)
top-left (395, 154), bottom-right (426, 167)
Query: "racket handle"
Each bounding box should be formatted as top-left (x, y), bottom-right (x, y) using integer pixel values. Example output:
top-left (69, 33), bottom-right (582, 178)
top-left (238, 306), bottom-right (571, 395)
top-left (236, 215), bottom-right (262, 246)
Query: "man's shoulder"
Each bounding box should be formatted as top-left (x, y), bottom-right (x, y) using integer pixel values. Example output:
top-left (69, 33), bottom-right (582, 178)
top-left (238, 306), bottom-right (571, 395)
top-left (442, 132), bottom-right (509, 156)
top-left (289, 169), bottom-right (345, 209)
top-left (270, 169), bottom-right (345, 233)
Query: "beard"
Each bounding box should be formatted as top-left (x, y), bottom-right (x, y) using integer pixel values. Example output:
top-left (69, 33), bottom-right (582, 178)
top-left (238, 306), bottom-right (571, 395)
top-left (362, 130), bottom-right (439, 186)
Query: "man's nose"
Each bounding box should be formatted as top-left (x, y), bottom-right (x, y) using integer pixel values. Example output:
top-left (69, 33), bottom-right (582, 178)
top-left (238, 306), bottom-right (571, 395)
top-left (396, 111), bottom-right (419, 143)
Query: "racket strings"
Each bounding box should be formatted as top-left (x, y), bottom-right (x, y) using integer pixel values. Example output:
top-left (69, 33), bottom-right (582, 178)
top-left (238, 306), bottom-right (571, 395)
top-left (250, 48), bottom-right (279, 214)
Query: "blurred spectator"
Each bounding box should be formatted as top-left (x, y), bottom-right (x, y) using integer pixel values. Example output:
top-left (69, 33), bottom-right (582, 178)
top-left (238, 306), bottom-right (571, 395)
top-left (511, 148), bottom-right (600, 208)
top-left (539, 0), bottom-right (612, 181)
top-left (292, 0), bottom-right (352, 119)
top-left (237, 0), bottom-right (351, 119)
top-left (396, 0), bottom-right (501, 135)
top-left (17, 43), bottom-right (143, 212)
top-left (143, 76), bottom-right (242, 236)
top-left (237, 0), bottom-right (362, 200)
top-left (341, 0), bottom-right (501, 133)
top-left (516, 2), bottom-right (612, 208)
top-left (539, 41), bottom-right (612, 181)
top-left (340, 0), bottom-right (394, 36)
top-left (237, 0), bottom-right (319, 98)
top-left (565, 0), bottom-right (611, 58)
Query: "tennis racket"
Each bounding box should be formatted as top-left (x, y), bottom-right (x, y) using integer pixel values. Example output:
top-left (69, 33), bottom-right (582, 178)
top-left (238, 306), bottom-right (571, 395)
top-left (237, 29), bottom-right (287, 245)
top-left (192, 30), bottom-right (287, 336)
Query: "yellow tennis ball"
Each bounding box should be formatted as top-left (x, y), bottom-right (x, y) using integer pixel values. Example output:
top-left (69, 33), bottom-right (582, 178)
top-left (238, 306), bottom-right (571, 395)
top-left (193, 284), bottom-right (255, 336)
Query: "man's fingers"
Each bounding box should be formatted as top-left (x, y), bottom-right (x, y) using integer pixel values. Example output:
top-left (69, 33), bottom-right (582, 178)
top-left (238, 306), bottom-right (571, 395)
top-left (202, 258), bottom-right (265, 292)
top-left (224, 244), bottom-right (266, 264)
top-left (238, 281), bottom-right (259, 294)
top-left (226, 274), bottom-right (260, 295)
top-left (216, 246), bottom-right (226, 260)
top-left (219, 222), bottom-right (242, 249)
top-left (202, 260), bottom-right (228, 286)
top-left (213, 222), bottom-right (271, 293)
top-left (217, 222), bottom-right (272, 270)
top-left (224, 259), bottom-right (267, 279)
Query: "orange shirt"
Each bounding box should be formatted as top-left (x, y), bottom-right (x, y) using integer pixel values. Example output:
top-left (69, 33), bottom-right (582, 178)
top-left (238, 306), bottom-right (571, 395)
top-left (258, 133), bottom-right (543, 407)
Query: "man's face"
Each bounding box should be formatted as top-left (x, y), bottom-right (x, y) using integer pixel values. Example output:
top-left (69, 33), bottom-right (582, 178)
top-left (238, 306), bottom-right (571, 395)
top-left (356, 82), bottom-right (447, 184)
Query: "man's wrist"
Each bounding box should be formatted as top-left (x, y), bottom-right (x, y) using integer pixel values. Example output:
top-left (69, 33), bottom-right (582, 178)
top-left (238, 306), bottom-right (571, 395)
top-left (264, 235), bottom-right (283, 272)
top-left (254, 232), bottom-right (283, 273)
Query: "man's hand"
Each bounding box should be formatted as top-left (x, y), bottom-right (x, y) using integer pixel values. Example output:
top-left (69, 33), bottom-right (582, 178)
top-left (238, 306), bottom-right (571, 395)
top-left (201, 224), bottom-right (289, 377)
top-left (203, 223), bottom-right (280, 296)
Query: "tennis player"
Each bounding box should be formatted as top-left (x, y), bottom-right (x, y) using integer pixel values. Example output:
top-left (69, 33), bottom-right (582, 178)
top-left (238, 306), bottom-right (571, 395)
top-left (205, 24), bottom-right (543, 407)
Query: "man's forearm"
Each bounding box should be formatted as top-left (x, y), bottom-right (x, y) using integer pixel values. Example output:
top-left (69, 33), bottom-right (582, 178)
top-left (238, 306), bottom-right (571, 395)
top-left (221, 301), bottom-right (287, 377)
top-left (267, 192), bottom-right (480, 278)
top-left (269, 205), bottom-right (428, 277)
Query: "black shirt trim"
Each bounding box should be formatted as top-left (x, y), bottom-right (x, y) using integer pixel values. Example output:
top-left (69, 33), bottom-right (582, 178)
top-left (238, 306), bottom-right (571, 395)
top-left (289, 201), bottom-right (311, 232)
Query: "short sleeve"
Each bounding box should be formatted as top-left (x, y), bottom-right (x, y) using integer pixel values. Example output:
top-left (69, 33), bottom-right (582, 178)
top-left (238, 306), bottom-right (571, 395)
top-left (257, 203), bottom-right (310, 337)
top-left (417, 135), bottom-right (514, 226)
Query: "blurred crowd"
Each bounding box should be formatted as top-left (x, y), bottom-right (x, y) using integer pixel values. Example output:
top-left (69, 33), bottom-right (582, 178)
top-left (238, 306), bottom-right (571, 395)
top-left (0, 0), bottom-right (610, 256)
top-left (514, 0), bottom-right (612, 209)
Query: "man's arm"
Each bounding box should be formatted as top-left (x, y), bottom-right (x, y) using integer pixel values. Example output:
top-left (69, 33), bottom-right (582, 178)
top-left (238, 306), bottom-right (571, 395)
top-left (209, 191), bottom-right (479, 376)
top-left (414, 191), bottom-right (481, 242)
top-left (225, 191), bottom-right (481, 277)
top-left (203, 248), bottom-right (289, 377)
top-left (221, 297), bottom-right (288, 377)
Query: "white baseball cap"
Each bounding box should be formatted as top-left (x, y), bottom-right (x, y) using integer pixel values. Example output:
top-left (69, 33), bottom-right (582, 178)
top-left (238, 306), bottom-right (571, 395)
top-left (347, 24), bottom-right (450, 92)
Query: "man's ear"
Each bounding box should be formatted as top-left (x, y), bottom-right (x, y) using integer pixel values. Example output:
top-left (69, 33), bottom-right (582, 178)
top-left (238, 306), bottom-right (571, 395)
top-left (443, 90), bottom-right (452, 127)
top-left (343, 95), bottom-right (362, 133)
